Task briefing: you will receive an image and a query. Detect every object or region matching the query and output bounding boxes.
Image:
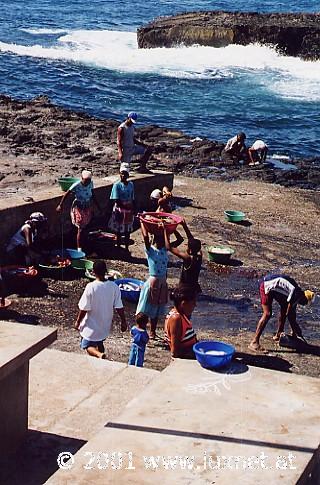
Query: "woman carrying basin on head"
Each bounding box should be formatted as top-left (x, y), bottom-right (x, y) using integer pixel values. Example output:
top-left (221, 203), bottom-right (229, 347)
top-left (56, 170), bottom-right (101, 252)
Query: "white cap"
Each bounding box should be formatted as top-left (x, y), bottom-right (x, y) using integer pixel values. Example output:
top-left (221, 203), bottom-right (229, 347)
top-left (150, 189), bottom-right (162, 199)
top-left (120, 162), bottom-right (130, 175)
top-left (81, 169), bottom-right (92, 179)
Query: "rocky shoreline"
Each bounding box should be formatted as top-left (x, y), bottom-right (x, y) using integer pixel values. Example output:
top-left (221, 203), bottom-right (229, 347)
top-left (0, 94), bottom-right (319, 198)
top-left (137, 11), bottom-right (320, 61)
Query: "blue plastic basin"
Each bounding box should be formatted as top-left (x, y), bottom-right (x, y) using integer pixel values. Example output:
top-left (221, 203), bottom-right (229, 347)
top-left (52, 248), bottom-right (86, 260)
top-left (114, 278), bottom-right (144, 303)
top-left (193, 341), bottom-right (235, 369)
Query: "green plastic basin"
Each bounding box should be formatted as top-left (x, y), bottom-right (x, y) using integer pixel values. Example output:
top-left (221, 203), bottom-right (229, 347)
top-left (58, 177), bottom-right (80, 192)
top-left (71, 259), bottom-right (94, 271)
top-left (207, 245), bottom-right (235, 264)
top-left (224, 210), bottom-right (245, 223)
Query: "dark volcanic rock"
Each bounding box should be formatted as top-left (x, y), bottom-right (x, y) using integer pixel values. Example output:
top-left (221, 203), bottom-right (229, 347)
top-left (137, 11), bottom-right (320, 60)
top-left (0, 94), bottom-right (319, 197)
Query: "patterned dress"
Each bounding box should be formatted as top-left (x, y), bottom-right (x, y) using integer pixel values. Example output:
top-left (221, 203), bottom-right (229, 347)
top-left (108, 180), bottom-right (135, 234)
top-left (69, 180), bottom-right (94, 229)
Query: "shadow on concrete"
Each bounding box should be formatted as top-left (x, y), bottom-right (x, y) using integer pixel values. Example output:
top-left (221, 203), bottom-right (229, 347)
top-left (235, 352), bottom-right (293, 373)
top-left (0, 309), bottom-right (40, 325)
top-left (214, 359), bottom-right (249, 375)
top-left (105, 422), bottom-right (315, 454)
top-left (0, 429), bottom-right (86, 485)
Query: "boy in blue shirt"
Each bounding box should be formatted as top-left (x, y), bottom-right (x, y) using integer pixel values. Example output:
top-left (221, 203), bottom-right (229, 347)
top-left (128, 312), bottom-right (149, 367)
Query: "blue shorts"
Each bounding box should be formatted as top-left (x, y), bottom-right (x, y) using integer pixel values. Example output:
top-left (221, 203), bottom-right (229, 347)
top-left (80, 338), bottom-right (105, 352)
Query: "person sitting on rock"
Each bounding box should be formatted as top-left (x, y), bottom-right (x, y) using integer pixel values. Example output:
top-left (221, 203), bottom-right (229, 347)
top-left (249, 273), bottom-right (315, 352)
top-left (221, 131), bottom-right (248, 165)
top-left (6, 212), bottom-right (48, 265)
top-left (117, 111), bottom-right (152, 173)
top-left (248, 140), bottom-right (268, 165)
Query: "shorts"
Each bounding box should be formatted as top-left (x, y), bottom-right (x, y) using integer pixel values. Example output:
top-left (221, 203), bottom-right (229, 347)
top-left (80, 338), bottom-right (105, 352)
top-left (122, 144), bottom-right (146, 163)
top-left (259, 282), bottom-right (272, 306)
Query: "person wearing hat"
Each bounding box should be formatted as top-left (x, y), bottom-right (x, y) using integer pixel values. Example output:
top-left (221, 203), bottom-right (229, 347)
top-left (117, 112), bottom-right (152, 173)
top-left (56, 170), bottom-right (101, 251)
top-left (248, 139), bottom-right (268, 165)
top-left (221, 131), bottom-right (248, 165)
top-left (108, 163), bottom-right (135, 251)
top-left (6, 211), bottom-right (48, 265)
top-left (249, 273), bottom-right (315, 352)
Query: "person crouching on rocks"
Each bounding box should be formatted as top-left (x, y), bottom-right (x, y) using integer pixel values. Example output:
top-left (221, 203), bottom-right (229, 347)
top-left (128, 312), bottom-right (149, 367)
top-left (249, 273), bottom-right (315, 352)
top-left (6, 211), bottom-right (48, 265)
top-left (56, 170), bottom-right (101, 252)
top-left (221, 131), bottom-right (248, 165)
top-left (248, 140), bottom-right (268, 165)
top-left (165, 285), bottom-right (197, 359)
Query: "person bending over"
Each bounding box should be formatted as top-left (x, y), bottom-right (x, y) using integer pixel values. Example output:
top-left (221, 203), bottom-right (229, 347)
top-left (249, 273), bottom-right (315, 352)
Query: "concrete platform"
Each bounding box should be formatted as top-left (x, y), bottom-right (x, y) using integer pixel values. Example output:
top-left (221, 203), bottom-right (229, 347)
top-left (0, 321), bottom-right (57, 455)
top-left (47, 359), bottom-right (320, 484)
top-left (29, 349), bottom-right (159, 441)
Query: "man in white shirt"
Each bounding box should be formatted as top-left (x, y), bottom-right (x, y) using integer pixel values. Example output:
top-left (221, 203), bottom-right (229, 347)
top-left (248, 139), bottom-right (268, 165)
top-left (75, 260), bottom-right (127, 358)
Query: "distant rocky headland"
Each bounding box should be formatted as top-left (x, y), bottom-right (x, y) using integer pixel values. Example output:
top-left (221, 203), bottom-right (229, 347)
top-left (0, 95), bottom-right (319, 198)
top-left (137, 11), bottom-right (320, 60)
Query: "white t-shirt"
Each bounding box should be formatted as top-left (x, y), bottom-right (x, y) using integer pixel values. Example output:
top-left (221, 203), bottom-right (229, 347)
top-left (251, 140), bottom-right (266, 151)
top-left (78, 280), bottom-right (123, 341)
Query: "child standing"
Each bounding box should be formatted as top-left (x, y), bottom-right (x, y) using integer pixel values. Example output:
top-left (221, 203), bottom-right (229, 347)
top-left (128, 312), bottom-right (149, 367)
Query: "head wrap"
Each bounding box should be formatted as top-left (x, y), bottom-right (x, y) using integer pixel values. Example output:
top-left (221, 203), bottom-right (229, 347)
top-left (120, 162), bottom-right (130, 175)
top-left (150, 189), bottom-right (162, 200)
top-left (304, 290), bottom-right (315, 304)
top-left (81, 169), bottom-right (92, 180)
top-left (29, 212), bottom-right (47, 222)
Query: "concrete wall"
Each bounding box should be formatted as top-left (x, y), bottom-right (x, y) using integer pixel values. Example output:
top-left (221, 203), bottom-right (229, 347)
top-left (0, 171), bottom-right (173, 250)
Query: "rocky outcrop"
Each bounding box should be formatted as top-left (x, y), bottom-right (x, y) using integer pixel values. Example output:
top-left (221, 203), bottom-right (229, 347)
top-left (0, 95), bottom-right (319, 198)
top-left (137, 11), bottom-right (320, 60)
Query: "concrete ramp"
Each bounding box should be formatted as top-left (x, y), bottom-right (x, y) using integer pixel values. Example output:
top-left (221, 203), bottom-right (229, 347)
top-left (47, 359), bottom-right (320, 484)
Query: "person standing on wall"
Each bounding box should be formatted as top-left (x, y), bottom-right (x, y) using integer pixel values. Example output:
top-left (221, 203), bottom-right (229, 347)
top-left (117, 112), bottom-right (152, 173)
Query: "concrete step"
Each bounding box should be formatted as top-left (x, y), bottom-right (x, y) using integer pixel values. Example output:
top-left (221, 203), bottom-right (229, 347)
top-left (47, 359), bottom-right (320, 484)
top-left (29, 349), bottom-right (159, 441)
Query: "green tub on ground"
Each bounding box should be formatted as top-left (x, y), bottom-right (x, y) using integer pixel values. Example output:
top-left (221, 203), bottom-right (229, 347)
top-left (207, 245), bottom-right (235, 264)
top-left (224, 210), bottom-right (245, 223)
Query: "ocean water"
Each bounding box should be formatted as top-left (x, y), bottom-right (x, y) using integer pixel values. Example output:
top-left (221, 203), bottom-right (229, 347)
top-left (0, 0), bottom-right (319, 158)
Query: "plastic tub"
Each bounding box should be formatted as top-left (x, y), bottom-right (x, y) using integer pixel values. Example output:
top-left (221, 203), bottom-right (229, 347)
top-left (207, 245), bottom-right (235, 264)
top-left (0, 298), bottom-right (12, 309)
top-left (71, 259), bottom-right (94, 272)
top-left (51, 248), bottom-right (86, 260)
top-left (138, 212), bottom-right (183, 235)
top-left (85, 268), bottom-right (123, 281)
top-left (193, 341), bottom-right (235, 369)
top-left (114, 277), bottom-right (144, 303)
top-left (1, 265), bottom-right (38, 278)
top-left (224, 210), bottom-right (245, 223)
top-left (58, 177), bottom-right (80, 192)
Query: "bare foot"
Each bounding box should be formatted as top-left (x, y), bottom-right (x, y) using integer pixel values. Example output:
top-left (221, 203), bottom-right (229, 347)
top-left (248, 342), bottom-right (268, 353)
top-left (272, 334), bottom-right (282, 341)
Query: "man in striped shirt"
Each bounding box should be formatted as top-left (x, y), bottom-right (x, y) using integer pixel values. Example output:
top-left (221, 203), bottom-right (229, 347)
top-left (249, 274), bottom-right (315, 352)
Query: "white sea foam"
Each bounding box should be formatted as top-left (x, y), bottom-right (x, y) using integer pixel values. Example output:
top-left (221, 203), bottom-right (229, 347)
top-left (20, 28), bottom-right (69, 35)
top-left (1, 29), bottom-right (320, 100)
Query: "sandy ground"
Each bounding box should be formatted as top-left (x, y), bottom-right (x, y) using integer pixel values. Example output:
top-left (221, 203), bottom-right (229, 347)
top-left (1, 175), bottom-right (320, 378)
